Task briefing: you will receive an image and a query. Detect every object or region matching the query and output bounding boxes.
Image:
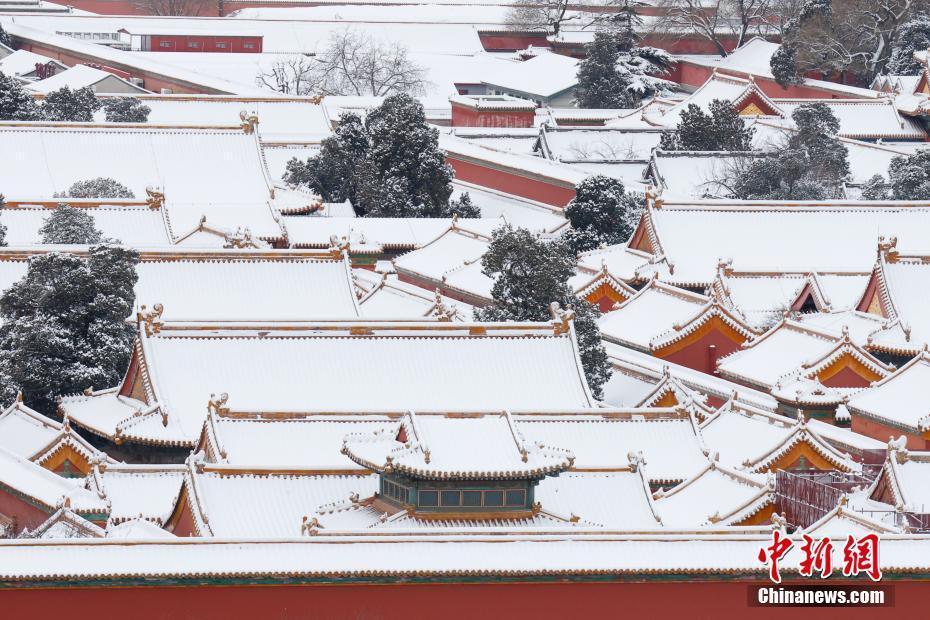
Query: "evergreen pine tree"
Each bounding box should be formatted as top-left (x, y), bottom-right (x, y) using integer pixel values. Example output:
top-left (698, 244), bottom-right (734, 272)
top-left (0, 245), bottom-right (139, 414)
top-left (0, 24), bottom-right (12, 49)
top-left (887, 14), bottom-right (930, 75)
top-left (39, 206), bottom-right (104, 244)
top-left (102, 97), bottom-right (151, 122)
top-left (770, 37), bottom-right (802, 87)
top-left (562, 176), bottom-right (642, 254)
top-left (0, 194), bottom-right (7, 247)
top-left (888, 150), bottom-right (930, 200)
top-left (358, 94), bottom-right (453, 217)
top-left (284, 113), bottom-right (370, 208)
top-left (60, 177), bottom-right (135, 199)
top-left (661, 100), bottom-right (754, 151)
top-left (860, 174), bottom-right (890, 200)
top-left (0, 72), bottom-right (39, 121)
top-left (729, 103), bottom-right (847, 200)
top-left (475, 225), bottom-right (612, 399)
top-left (575, 33), bottom-right (631, 109)
top-left (445, 192), bottom-right (481, 218)
top-left (41, 86), bottom-right (101, 122)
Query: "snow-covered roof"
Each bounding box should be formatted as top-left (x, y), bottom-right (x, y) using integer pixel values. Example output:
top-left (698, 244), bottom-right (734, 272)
top-left (862, 250), bottom-right (930, 354)
top-left (679, 37), bottom-right (880, 99)
top-left (98, 95), bottom-right (332, 144)
top-left (717, 320), bottom-right (886, 391)
top-left (539, 127), bottom-right (662, 161)
top-left (0, 48), bottom-right (65, 77)
top-left (1, 204), bottom-right (171, 246)
top-left (603, 341), bottom-right (778, 412)
top-left (515, 411), bottom-right (708, 483)
top-left (186, 466), bottom-right (378, 537)
top-left (62, 319), bottom-right (596, 446)
top-left (0, 401), bottom-right (100, 464)
top-left (632, 199), bottom-right (930, 287)
top-left (648, 72), bottom-right (777, 127)
top-left (649, 151), bottom-right (761, 199)
top-left (87, 463), bottom-right (185, 526)
top-left (804, 500), bottom-right (903, 537)
top-left (392, 222), bottom-right (494, 303)
top-left (1, 20), bottom-right (267, 95)
top-left (598, 279), bottom-right (708, 351)
top-left (106, 517), bottom-right (176, 539)
top-left (0, 444), bottom-right (108, 516)
top-left (652, 459), bottom-right (775, 527)
top-left (0, 123), bottom-right (282, 243)
top-left (712, 267), bottom-right (870, 329)
top-left (534, 471), bottom-right (661, 528)
top-left (27, 64), bottom-right (147, 94)
top-left (132, 250), bottom-right (359, 321)
top-left (847, 353), bottom-right (930, 434)
top-left (774, 98), bottom-right (926, 140)
top-left (204, 412), bottom-right (394, 468)
top-left (699, 400), bottom-right (860, 473)
top-left (440, 132), bottom-right (591, 187)
top-left (354, 271), bottom-right (473, 321)
top-left (0, 248), bottom-right (360, 321)
top-left (5, 533), bottom-right (930, 581)
top-left (481, 53), bottom-right (579, 98)
top-left (342, 411), bottom-right (575, 480)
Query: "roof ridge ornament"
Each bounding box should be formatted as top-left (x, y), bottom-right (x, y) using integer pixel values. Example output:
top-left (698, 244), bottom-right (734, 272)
top-left (428, 289), bottom-right (456, 322)
top-left (328, 234), bottom-right (350, 259)
top-left (239, 110), bottom-right (259, 135)
top-left (138, 303), bottom-right (164, 337)
top-left (224, 226), bottom-right (260, 249)
top-left (878, 235), bottom-right (899, 262)
top-left (145, 186), bottom-right (164, 210)
top-left (549, 302), bottom-right (575, 335)
top-left (207, 393), bottom-right (229, 416)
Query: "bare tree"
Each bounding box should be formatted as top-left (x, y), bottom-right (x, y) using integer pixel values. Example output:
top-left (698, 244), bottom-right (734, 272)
top-left (654, 0), bottom-right (777, 56)
top-left (506, 0), bottom-right (583, 36)
top-left (131, 0), bottom-right (210, 16)
top-left (256, 56), bottom-right (318, 95)
top-left (782, 0), bottom-right (928, 82)
top-left (256, 31), bottom-right (428, 97)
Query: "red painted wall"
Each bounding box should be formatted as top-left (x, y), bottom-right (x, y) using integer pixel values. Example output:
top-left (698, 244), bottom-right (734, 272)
top-left (851, 415), bottom-right (928, 450)
top-left (674, 61), bottom-right (867, 99)
top-left (446, 157), bottom-right (576, 207)
top-left (478, 33), bottom-right (551, 51)
top-left (169, 496), bottom-right (198, 537)
top-left (0, 579), bottom-right (917, 619)
top-left (820, 366), bottom-right (873, 389)
top-left (144, 34), bottom-right (262, 53)
top-left (0, 487), bottom-right (52, 534)
top-left (655, 329), bottom-right (744, 375)
top-left (451, 103), bottom-right (535, 128)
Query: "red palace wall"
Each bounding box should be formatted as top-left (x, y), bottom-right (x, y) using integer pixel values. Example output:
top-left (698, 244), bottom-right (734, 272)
top-left (478, 33), bottom-right (551, 51)
top-left (672, 61), bottom-right (864, 99)
top-left (0, 488), bottom-right (52, 534)
top-left (446, 157), bottom-right (576, 207)
top-left (851, 415), bottom-right (929, 450)
top-left (450, 104), bottom-right (535, 128)
top-left (144, 34), bottom-right (263, 53)
top-left (654, 329), bottom-right (744, 375)
top-left (0, 579), bottom-right (918, 619)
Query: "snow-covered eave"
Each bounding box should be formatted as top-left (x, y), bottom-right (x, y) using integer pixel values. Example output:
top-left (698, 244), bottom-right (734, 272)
top-left (800, 338), bottom-right (895, 380)
top-left (742, 425), bottom-right (860, 474)
top-left (803, 502), bottom-right (903, 536)
top-left (649, 302), bottom-right (757, 351)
